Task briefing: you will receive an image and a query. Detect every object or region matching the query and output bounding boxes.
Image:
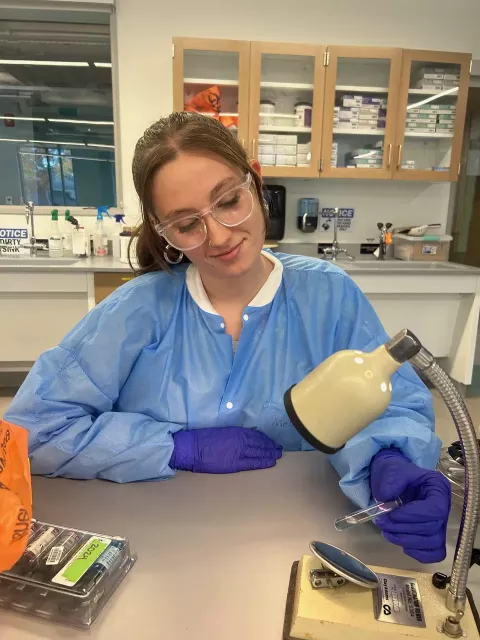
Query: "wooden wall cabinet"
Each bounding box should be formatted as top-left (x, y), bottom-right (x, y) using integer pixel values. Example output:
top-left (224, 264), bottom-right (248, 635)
top-left (172, 38), bottom-right (471, 182)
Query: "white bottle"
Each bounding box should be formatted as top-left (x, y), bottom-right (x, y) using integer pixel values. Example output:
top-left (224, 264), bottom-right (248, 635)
top-left (49, 209), bottom-right (63, 258)
top-left (93, 210), bottom-right (108, 257)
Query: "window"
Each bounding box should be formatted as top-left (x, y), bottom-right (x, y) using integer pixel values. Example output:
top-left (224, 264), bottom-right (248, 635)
top-left (0, 14), bottom-right (116, 207)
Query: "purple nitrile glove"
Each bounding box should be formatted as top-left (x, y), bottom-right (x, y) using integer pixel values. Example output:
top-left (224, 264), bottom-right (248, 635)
top-left (169, 426), bottom-right (283, 474)
top-left (370, 449), bottom-right (451, 564)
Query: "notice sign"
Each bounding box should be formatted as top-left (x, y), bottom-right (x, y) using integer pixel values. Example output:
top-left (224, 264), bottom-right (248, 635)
top-left (0, 228), bottom-right (29, 255)
top-left (320, 208), bottom-right (355, 233)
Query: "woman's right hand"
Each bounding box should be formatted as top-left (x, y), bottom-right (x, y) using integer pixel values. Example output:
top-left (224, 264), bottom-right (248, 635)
top-left (170, 426), bottom-right (283, 474)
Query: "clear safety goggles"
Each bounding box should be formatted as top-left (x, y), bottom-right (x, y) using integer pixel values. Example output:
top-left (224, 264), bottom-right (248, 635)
top-left (155, 173), bottom-right (254, 251)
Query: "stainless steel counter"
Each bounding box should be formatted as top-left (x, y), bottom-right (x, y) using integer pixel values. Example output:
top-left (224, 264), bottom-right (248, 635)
top-left (0, 452), bottom-right (477, 639)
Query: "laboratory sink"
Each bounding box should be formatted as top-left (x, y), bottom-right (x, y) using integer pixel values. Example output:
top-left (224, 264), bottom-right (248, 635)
top-left (343, 260), bottom-right (466, 271)
top-left (0, 257), bottom-right (79, 266)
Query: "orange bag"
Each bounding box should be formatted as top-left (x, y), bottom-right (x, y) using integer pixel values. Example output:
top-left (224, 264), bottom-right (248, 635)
top-left (0, 420), bottom-right (32, 571)
top-left (185, 85), bottom-right (222, 116)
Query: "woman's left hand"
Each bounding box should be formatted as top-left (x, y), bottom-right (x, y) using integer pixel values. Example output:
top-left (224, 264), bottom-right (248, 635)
top-left (370, 449), bottom-right (451, 563)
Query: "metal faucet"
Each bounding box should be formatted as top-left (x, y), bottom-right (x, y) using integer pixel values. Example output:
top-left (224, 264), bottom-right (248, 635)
top-left (22, 201), bottom-right (45, 257)
top-left (376, 222), bottom-right (392, 261)
top-left (322, 208), bottom-right (355, 262)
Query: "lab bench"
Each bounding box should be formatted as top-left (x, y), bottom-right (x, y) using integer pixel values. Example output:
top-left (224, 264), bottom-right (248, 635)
top-left (0, 451), bottom-right (478, 640)
top-left (1, 253), bottom-right (479, 385)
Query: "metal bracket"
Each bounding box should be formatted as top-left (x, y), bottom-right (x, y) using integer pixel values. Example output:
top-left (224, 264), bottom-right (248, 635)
top-left (310, 567), bottom-right (346, 589)
top-left (323, 51), bottom-right (330, 67)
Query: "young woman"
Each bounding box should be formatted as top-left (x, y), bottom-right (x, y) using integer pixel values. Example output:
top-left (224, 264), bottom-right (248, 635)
top-left (6, 112), bottom-right (450, 563)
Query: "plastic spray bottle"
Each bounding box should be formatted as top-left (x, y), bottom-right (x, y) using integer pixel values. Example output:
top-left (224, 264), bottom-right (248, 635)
top-left (93, 207), bottom-right (108, 257)
top-left (111, 214), bottom-right (126, 259)
top-left (49, 209), bottom-right (63, 258)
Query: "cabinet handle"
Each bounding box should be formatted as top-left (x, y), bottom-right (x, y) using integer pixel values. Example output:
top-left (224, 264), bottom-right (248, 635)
top-left (251, 139), bottom-right (257, 158)
top-left (387, 143), bottom-right (392, 168)
top-left (240, 138), bottom-right (245, 150)
top-left (396, 144), bottom-right (403, 169)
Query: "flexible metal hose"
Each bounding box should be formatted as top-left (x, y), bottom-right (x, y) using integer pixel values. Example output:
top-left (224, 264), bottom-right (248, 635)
top-left (411, 352), bottom-right (480, 613)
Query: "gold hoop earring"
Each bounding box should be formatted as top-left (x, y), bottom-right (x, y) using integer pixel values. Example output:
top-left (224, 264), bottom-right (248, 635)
top-left (163, 244), bottom-right (184, 265)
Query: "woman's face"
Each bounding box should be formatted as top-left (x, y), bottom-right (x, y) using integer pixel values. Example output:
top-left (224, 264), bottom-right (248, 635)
top-left (151, 152), bottom-right (265, 280)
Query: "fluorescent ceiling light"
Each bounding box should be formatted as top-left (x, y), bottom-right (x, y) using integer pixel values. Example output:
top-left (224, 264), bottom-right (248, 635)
top-left (0, 138), bottom-right (27, 142)
top-left (3, 116), bottom-right (45, 122)
top-left (408, 87), bottom-right (458, 110)
top-left (29, 139), bottom-right (86, 146)
top-left (87, 143), bottom-right (115, 148)
top-left (94, 62), bottom-right (112, 68)
top-left (0, 60), bottom-right (89, 67)
top-left (48, 118), bottom-right (114, 126)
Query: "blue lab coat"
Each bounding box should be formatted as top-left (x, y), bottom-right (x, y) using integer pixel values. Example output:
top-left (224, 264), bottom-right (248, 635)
top-left (5, 252), bottom-right (441, 506)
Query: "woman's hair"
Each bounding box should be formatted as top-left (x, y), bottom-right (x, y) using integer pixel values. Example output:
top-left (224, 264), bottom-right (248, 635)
top-left (131, 112), bottom-right (269, 274)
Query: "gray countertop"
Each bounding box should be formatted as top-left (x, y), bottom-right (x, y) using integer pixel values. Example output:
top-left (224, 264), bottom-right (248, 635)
top-left (0, 452), bottom-right (477, 639)
top-left (1, 246), bottom-right (480, 276)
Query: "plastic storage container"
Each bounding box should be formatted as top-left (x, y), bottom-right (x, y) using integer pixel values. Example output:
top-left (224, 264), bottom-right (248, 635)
top-left (0, 519), bottom-right (136, 629)
top-left (393, 234), bottom-right (453, 261)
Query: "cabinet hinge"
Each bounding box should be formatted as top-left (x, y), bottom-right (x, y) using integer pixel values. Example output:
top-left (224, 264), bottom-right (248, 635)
top-left (323, 51), bottom-right (330, 67)
top-left (172, 43), bottom-right (175, 58)
top-left (319, 158), bottom-right (324, 171)
top-left (458, 162), bottom-right (461, 176)
top-left (470, 59), bottom-right (473, 74)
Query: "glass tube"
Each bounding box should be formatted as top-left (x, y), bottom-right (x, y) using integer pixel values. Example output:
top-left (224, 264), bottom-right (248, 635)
top-left (334, 497), bottom-right (402, 531)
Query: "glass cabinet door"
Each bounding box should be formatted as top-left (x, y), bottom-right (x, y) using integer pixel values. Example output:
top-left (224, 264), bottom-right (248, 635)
top-left (394, 51), bottom-right (471, 181)
top-left (321, 47), bottom-right (402, 179)
top-left (249, 43), bottom-right (325, 177)
top-left (172, 38), bottom-right (250, 151)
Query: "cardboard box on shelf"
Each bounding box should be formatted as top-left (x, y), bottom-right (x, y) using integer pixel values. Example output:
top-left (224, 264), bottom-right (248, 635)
top-left (415, 77), bottom-right (443, 86)
top-left (334, 121), bottom-right (358, 129)
top-left (415, 83), bottom-right (444, 91)
top-left (355, 159), bottom-right (383, 167)
top-left (276, 134), bottom-right (298, 144)
top-left (443, 79), bottom-right (460, 87)
top-left (258, 133), bottom-right (277, 143)
top-left (357, 120), bottom-right (386, 128)
top-left (444, 73), bottom-right (461, 81)
top-left (297, 153), bottom-right (311, 165)
top-left (258, 144), bottom-right (276, 155)
top-left (401, 163), bottom-right (415, 170)
top-left (405, 121), bottom-right (436, 129)
top-left (259, 154), bottom-right (275, 166)
top-left (298, 143), bottom-right (312, 153)
top-left (420, 73), bottom-right (445, 80)
top-left (275, 155), bottom-right (297, 166)
top-left (343, 95), bottom-right (363, 107)
top-left (436, 123), bottom-right (455, 130)
top-left (275, 144), bottom-right (297, 155)
top-left (406, 113), bottom-right (438, 121)
top-left (405, 127), bottom-right (437, 134)
top-left (420, 65), bottom-right (446, 74)
top-left (337, 115), bottom-right (359, 123)
top-left (438, 114), bottom-right (456, 121)
top-left (402, 160), bottom-right (415, 166)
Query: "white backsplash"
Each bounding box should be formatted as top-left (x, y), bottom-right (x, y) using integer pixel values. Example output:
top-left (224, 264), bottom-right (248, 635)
top-left (0, 180), bottom-right (451, 247)
top-left (268, 179), bottom-right (452, 244)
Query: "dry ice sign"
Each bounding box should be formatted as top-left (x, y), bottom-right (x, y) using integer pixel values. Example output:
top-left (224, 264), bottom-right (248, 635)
top-left (320, 208), bottom-right (355, 233)
top-left (0, 229), bottom-right (29, 255)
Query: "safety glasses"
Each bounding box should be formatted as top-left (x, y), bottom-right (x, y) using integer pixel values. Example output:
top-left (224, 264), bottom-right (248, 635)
top-left (155, 173), bottom-right (253, 251)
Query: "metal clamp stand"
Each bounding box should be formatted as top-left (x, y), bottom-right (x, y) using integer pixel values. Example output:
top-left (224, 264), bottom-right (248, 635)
top-left (322, 208), bottom-right (355, 262)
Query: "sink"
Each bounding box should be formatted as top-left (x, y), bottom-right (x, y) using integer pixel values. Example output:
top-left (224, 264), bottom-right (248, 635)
top-left (0, 257), bottom-right (79, 266)
top-left (342, 261), bottom-right (465, 271)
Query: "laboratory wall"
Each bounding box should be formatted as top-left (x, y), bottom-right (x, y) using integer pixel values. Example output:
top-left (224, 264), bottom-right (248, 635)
top-left (114, 0), bottom-right (480, 237)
